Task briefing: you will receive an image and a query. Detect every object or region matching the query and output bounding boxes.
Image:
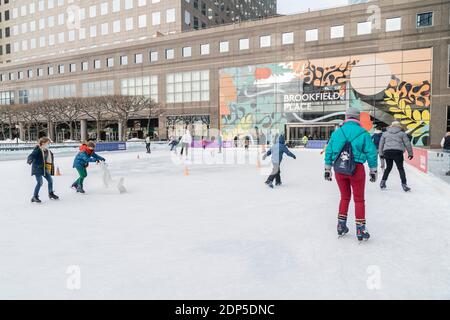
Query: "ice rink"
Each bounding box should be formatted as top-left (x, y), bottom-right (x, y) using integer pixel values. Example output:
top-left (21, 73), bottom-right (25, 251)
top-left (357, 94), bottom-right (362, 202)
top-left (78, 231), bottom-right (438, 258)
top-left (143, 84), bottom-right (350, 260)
top-left (0, 146), bottom-right (449, 299)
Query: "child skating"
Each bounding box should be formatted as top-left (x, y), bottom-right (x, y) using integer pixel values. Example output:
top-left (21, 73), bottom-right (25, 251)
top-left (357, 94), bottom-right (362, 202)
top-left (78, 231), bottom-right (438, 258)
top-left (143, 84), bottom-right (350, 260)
top-left (27, 137), bottom-right (60, 203)
top-left (262, 134), bottom-right (296, 188)
top-left (72, 141), bottom-right (106, 193)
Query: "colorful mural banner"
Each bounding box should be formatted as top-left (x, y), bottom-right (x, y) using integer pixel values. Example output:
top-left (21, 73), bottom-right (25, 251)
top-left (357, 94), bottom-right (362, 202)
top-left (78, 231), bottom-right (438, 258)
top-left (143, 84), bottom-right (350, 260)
top-left (219, 48), bottom-right (432, 146)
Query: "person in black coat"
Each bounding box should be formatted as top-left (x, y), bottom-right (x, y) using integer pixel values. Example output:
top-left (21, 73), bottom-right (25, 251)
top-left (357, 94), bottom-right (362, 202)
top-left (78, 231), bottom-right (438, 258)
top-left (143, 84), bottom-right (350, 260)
top-left (27, 137), bottom-right (59, 203)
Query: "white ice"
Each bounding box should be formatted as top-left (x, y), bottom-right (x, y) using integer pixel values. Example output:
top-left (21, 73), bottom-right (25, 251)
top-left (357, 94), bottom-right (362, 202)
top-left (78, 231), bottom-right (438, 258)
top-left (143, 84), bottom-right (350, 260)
top-left (0, 147), bottom-right (449, 299)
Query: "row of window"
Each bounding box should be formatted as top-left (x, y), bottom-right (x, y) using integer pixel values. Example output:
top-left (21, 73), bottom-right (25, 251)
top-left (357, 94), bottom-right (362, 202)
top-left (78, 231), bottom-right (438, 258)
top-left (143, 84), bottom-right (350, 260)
top-left (9, 0), bottom-right (164, 20)
top-left (1, 70), bottom-right (210, 104)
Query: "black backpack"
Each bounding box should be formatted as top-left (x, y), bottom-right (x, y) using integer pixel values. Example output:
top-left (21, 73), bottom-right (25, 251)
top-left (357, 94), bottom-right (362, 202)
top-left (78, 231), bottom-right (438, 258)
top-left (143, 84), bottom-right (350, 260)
top-left (333, 129), bottom-right (366, 176)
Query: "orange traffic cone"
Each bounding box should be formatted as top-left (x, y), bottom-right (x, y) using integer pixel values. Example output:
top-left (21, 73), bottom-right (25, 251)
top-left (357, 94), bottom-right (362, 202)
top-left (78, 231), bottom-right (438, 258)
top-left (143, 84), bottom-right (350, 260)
top-left (56, 167), bottom-right (61, 176)
top-left (183, 166), bottom-right (189, 176)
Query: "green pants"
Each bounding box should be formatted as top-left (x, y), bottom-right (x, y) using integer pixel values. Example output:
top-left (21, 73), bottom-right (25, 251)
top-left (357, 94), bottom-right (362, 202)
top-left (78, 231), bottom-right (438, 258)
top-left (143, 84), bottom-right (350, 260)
top-left (75, 167), bottom-right (88, 186)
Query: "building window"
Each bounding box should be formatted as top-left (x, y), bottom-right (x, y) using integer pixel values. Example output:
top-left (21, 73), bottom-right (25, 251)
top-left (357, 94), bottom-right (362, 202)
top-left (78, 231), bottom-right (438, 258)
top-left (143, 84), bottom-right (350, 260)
top-left (37, 68), bottom-right (43, 77)
top-left (166, 8), bottom-right (176, 23)
top-left (29, 88), bottom-right (44, 102)
top-left (82, 80), bottom-right (114, 97)
top-left (121, 76), bottom-right (158, 102)
top-left (48, 66), bottom-right (54, 75)
top-left (101, 2), bottom-right (108, 15)
top-left (185, 10), bottom-right (191, 25)
top-left (28, 70), bottom-right (34, 78)
top-left (49, 84), bottom-right (76, 99)
top-left (113, 0), bottom-right (120, 12)
top-left (386, 17), bottom-right (401, 32)
top-left (330, 25), bottom-right (344, 39)
top-left (58, 65), bottom-right (65, 74)
top-left (259, 35), bottom-right (271, 48)
top-left (305, 29), bottom-right (318, 41)
top-left (125, 17), bottom-right (133, 31)
top-left (135, 53), bottom-right (143, 64)
top-left (220, 41), bottom-right (229, 53)
top-left (200, 44), bottom-right (210, 55)
top-left (0, 91), bottom-right (15, 105)
top-left (239, 38), bottom-right (249, 50)
top-left (150, 51), bottom-right (158, 62)
top-left (107, 57), bottom-right (114, 68)
top-left (81, 61), bottom-right (89, 71)
top-left (138, 15), bottom-right (147, 28)
top-left (417, 12), bottom-right (433, 28)
top-left (19, 90), bottom-right (29, 104)
top-left (69, 63), bottom-right (76, 72)
top-left (94, 60), bottom-right (101, 69)
top-left (113, 20), bottom-right (121, 33)
top-left (152, 12), bottom-right (161, 25)
top-left (125, 0), bottom-right (133, 10)
top-left (357, 21), bottom-right (372, 35)
top-left (182, 46), bottom-right (192, 57)
top-left (120, 55), bottom-right (128, 65)
top-left (282, 32), bottom-right (294, 45)
top-left (166, 70), bottom-right (209, 103)
top-left (166, 49), bottom-right (175, 60)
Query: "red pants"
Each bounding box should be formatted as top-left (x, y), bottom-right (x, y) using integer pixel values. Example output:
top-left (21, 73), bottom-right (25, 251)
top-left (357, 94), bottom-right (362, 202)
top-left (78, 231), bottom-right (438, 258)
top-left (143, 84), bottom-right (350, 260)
top-left (335, 163), bottom-right (366, 222)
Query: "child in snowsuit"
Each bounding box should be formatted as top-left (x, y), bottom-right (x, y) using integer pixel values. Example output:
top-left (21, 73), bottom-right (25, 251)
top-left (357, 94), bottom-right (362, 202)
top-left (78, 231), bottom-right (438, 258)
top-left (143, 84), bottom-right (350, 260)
top-left (262, 134), bottom-right (296, 188)
top-left (72, 141), bottom-right (105, 193)
top-left (27, 137), bottom-right (60, 203)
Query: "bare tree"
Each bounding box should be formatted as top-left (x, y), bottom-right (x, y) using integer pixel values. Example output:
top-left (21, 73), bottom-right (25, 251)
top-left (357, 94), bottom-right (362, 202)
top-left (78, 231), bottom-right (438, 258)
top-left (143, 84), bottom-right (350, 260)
top-left (104, 95), bottom-right (155, 141)
top-left (52, 98), bottom-right (83, 141)
top-left (79, 96), bottom-right (110, 141)
top-left (0, 105), bottom-right (17, 140)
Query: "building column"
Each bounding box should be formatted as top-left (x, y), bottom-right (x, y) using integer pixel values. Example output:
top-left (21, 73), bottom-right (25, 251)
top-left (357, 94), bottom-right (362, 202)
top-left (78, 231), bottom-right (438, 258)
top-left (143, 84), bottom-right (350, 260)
top-left (47, 121), bottom-right (54, 141)
top-left (118, 121), bottom-right (123, 141)
top-left (19, 122), bottom-right (26, 141)
top-left (80, 119), bottom-right (87, 142)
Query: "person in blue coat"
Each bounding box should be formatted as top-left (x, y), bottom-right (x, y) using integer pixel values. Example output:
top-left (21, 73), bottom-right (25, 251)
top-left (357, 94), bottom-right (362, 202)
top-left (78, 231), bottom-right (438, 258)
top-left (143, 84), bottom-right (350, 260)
top-left (262, 134), bottom-right (296, 188)
top-left (324, 107), bottom-right (378, 241)
top-left (27, 137), bottom-right (59, 203)
top-left (72, 141), bottom-right (105, 193)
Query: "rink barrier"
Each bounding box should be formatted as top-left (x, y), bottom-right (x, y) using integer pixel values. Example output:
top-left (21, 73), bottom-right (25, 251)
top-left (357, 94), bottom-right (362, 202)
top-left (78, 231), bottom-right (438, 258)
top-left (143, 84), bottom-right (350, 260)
top-left (404, 147), bottom-right (428, 174)
top-left (95, 142), bottom-right (127, 152)
top-left (306, 140), bottom-right (328, 149)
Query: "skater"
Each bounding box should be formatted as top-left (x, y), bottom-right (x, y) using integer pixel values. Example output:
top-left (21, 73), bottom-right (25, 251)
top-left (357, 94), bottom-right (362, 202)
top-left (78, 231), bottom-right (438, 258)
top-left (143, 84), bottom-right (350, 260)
top-left (233, 135), bottom-right (239, 148)
top-left (244, 136), bottom-right (250, 150)
top-left (168, 136), bottom-right (179, 152)
top-left (324, 107), bottom-right (378, 241)
top-left (379, 121), bottom-right (414, 192)
top-left (217, 134), bottom-right (223, 153)
top-left (27, 137), bottom-right (59, 203)
top-left (72, 141), bottom-right (106, 193)
top-left (180, 130), bottom-right (192, 157)
top-left (301, 135), bottom-right (308, 147)
top-left (262, 134), bottom-right (296, 188)
top-left (441, 132), bottom-right (450, 176)
top-left (145, 134), bottom-right (151, 154)
top-left (201, 136), bottom-right (207, 150)
top-left (372, 127), bottom-right (385, 171)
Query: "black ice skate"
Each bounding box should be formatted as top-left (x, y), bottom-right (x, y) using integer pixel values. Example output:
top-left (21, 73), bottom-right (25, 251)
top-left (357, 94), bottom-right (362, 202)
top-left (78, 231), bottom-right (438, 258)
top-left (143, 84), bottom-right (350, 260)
top-left (275, 182), bottom-right (282, 186)
top-left (380, 180), bottom-right (387, 190)
top-left (265, 181), bottom-right (274, 189)
top-left (76, 185), bottom-right (86, 194)
top-left (71, 182), bottom-right (78, 190)
top-left (31, 196), bottom-right (42, 203)
top-left (49, 192), bottom-right (59, 200)
top-left (337, 216), bottom-right (349, 237)
top-left (356, 224), bottom-right (370, 242)
top-left (402, 184), bottom-right (411, 192)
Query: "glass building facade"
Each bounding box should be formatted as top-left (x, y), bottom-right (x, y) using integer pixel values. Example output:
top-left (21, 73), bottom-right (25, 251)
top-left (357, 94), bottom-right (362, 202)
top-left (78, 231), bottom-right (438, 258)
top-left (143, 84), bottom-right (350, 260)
top-left (219, 48), bottom-right (432, 146)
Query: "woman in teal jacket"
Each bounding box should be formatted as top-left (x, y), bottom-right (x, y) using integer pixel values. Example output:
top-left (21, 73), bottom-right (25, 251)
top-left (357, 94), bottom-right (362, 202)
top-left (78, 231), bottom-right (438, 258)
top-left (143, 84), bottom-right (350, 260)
top-left (324, 107), bottom-right (378, 241)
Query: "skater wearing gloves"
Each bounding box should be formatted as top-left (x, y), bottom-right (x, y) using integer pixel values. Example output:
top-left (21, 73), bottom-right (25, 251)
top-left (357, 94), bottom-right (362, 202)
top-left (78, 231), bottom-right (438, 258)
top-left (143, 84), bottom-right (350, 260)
top-left (379, 121), bottom-right (413, 192)
top-left (324, 107), bottom-right (378, 242)
top-left (262, 134), bottom-right (296, 188)
top-left (27, 137), bottom-right (60, 203)
top-left (180, 130), bottom-right (192, 157)
top-left (71, 141), bottom-right (106, 193)
top-left (145, 134), bottom-right (151, 154)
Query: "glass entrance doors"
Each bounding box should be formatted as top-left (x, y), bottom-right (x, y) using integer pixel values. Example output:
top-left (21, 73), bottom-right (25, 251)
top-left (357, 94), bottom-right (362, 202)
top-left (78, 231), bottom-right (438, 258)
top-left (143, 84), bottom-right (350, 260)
top-left (286, 123), bottom-right (337, 146)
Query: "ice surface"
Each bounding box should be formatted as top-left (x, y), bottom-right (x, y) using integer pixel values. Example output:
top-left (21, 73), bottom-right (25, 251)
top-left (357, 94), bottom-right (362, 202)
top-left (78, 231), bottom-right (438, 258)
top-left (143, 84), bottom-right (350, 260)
top-left (0, 147), bottom-right (449, 299)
